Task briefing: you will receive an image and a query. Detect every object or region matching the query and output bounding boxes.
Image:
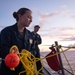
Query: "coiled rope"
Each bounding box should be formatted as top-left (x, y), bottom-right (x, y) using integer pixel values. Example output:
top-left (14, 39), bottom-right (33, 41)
top-left (10, 45), bottom-right (44, 75)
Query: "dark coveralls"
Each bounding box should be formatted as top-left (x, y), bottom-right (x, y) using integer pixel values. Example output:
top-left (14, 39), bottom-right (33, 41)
top-left (31, 32), bottom-right (42, 73)
top-left (0, 23), bottom-right (34, 75)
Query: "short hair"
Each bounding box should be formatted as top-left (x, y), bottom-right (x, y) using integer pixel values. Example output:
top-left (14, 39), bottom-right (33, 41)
top-left (34, 25), bottom-right (40, 28)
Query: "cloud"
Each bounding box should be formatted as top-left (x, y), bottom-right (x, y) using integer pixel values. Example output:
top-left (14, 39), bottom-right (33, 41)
top-left (38, 12), bottom-right (60, 27)
top-left (37, 5), bottom-right (75, 28)
top-left (39, 27), bottom-right (75, 42)
top-left (60, 5), bottom-right (67, 9)
top-left (60, 36), bottom-right (75, 41)
top-left (60, 5), bottom-right (75, 18)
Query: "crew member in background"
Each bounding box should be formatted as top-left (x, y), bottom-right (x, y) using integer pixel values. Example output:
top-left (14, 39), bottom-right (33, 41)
top-left (31, 25), bottom-right (44, 74)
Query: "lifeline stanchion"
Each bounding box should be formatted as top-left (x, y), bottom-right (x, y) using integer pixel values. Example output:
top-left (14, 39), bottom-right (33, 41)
top-left (55, 41), bottom-right (65, 75)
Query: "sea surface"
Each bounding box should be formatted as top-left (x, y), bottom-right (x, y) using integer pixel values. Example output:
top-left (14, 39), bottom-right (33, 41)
top-left (40, 50), bottom-right (75, 75)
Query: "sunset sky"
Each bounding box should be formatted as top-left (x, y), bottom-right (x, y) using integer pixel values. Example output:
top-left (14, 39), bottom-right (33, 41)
top-left (1, 0), bottom-right (75, 51)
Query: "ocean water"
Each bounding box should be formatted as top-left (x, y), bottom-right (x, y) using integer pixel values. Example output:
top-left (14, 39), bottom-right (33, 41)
top-left (40, 50), bottom-right (75, 75)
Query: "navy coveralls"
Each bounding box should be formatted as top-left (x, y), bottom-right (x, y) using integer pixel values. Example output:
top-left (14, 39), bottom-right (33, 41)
top-left (0, 23), bottom-right (34, 75)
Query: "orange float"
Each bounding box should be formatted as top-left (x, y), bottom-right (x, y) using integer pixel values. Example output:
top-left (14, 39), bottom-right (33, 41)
top-left (5, 53), bottom-right (20, 68)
